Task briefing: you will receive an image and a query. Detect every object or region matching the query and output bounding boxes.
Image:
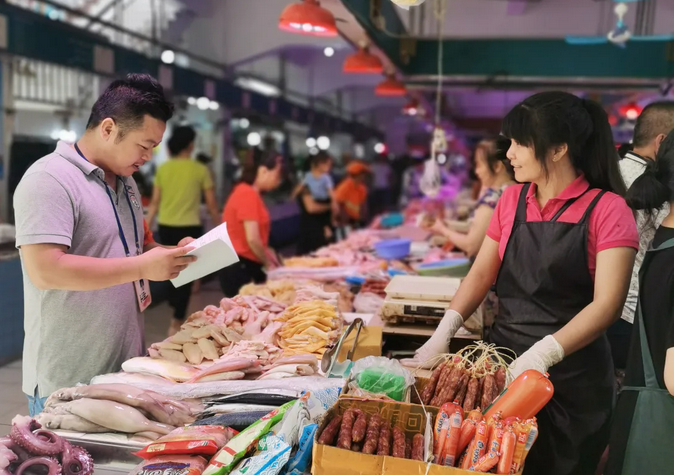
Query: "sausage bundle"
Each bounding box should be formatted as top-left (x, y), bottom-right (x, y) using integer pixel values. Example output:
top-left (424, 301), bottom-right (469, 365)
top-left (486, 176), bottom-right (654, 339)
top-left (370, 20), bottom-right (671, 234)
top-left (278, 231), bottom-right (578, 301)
top-left (420, 346), bottom-right (510, 412)
top-left (359, 279), bottom-right (389, 298)
top-left (317, 411), bottom-right (425, 462)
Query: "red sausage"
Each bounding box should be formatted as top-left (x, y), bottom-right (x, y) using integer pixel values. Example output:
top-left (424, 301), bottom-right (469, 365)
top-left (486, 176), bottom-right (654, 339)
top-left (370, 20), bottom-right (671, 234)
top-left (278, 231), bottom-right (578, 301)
top-left (377, 422), bottom-right (392, 456)
top-left (318, 415), bottom-right (343, 445)
top-left (337, 409), bottom-right (356, 450)
top-left (352, 412), bottom-right (369, 443)
top-left (391, 426), bottom-right (406, 458)
top-left (362, 415), bottom-right (382, 455)
top-left (411, 434), bottom-right (425, 461)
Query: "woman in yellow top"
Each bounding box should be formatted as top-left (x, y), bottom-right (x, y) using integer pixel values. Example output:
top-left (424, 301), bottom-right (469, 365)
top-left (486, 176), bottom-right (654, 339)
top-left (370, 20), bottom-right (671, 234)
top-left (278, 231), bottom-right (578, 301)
top-left (146, 125), bottom-right (220, 335)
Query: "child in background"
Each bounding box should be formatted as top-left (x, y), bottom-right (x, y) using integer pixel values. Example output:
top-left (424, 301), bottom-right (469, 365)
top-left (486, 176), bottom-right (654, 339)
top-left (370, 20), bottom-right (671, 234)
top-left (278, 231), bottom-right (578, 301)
top-left (295, 152), bottom-right (337, 241)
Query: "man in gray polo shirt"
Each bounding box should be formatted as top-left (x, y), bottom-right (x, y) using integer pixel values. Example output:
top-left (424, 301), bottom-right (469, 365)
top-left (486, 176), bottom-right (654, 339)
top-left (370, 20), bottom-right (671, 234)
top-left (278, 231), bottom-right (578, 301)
top-left (13, 74), bottom-right (196, 415)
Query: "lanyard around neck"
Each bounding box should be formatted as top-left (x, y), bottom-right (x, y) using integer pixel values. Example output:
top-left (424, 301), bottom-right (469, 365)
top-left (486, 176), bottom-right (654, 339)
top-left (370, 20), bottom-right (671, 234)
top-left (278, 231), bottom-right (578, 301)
top-left (74, 143), bottom-right (140, 257)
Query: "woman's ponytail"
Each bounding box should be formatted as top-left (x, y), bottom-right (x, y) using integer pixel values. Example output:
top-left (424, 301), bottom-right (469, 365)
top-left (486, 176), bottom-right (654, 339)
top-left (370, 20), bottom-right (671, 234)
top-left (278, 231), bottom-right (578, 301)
top-left (625, 167), bottom-right (670, 212)
top-left (580, 99), bottom-right (627, 196)
top-left (626, 130), bottom-right (674, 211)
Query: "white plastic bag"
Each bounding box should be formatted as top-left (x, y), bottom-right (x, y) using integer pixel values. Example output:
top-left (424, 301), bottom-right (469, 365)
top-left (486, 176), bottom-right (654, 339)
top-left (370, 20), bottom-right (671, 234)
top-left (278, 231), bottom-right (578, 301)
top-left (353, 292), bottom-right (385, 314)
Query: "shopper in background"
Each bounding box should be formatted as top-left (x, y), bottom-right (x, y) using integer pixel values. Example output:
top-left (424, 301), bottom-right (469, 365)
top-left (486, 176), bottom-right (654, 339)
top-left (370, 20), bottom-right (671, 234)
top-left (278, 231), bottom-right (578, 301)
top-left (405, 92), bottom-right (638, 473)
top-left (607, 129), bottom-right (674, 474)
top-left (613, 102), bottom-right (674, 371)
top-left (146, 125), bottom-right (220, 336)
top-left (219, 148), bottom-right (282, 297)
top-left (334, 162), bottom-right (370, 231)
top-left (369, 153), bottom-right (393, 216)
top-left (295, 152), bottom-right (336, 255)
top-left (429, 136), bottom-right (514, 258)
top-left (13, 74), bottom-right (196, 415)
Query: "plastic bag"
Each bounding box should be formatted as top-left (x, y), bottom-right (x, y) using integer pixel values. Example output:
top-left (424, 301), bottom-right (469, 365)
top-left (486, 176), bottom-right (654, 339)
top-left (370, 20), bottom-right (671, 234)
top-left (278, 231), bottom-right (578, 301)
top-left (230, 388), bottom-right (340, 475)
top-left (132, 455), bottom-right (208, 475)
top-left (135, 425), bottom-right (235, 458)
top-left (350, 357), bottom-right (415, 401)
top-left (205, 400), bottom-right (295, 475)
top-left (353, 292), bottom-right (385, 314)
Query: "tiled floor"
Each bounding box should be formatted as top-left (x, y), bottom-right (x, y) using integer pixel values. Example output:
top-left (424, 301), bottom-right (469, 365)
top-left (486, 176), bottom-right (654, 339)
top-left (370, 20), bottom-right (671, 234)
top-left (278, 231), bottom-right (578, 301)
top-left (0, 280), bottom-right (225, 426)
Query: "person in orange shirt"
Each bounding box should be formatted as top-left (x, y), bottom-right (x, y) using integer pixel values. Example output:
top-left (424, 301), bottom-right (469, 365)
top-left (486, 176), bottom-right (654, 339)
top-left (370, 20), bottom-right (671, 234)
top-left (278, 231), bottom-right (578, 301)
top-left (219, 148), bottom-right (282, 297)
top-left (334, 162), bottom-right (370, 229)
top-left (143, 219), bottom-right (154, 248)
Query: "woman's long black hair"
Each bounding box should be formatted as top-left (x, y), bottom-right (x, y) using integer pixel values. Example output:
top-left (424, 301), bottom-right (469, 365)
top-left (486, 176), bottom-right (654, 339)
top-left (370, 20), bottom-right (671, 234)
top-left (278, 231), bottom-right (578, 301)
top-left (501, 91), bottom-right (626, 195)
top-left (626, 129), bottom-right (674, 211)
top-left (239, 147), bottom-right (280, 185)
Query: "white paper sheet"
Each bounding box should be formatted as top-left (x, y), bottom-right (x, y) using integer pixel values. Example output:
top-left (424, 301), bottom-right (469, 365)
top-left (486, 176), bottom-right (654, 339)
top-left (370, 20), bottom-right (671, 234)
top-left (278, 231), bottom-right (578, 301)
top-left (170, 222), bottom-right (239, 288)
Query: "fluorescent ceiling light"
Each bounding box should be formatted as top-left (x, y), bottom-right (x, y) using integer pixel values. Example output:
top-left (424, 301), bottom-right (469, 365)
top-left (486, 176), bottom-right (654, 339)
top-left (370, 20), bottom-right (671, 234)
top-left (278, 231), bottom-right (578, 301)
top-left (234, 77), bottom-right (281, 97)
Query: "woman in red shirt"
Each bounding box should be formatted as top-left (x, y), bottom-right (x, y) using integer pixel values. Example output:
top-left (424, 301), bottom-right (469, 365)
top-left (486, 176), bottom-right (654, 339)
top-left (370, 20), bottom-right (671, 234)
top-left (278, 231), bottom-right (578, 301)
top-left (404, 92), bottom-right (638, 473)
top-left (219, 148), bottom-right (281, 297)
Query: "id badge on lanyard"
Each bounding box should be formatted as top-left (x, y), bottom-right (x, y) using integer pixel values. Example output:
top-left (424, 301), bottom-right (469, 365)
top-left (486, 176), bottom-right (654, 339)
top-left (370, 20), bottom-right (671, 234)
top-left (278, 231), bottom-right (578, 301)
top-left (75, 144), bottom-right (151, 312)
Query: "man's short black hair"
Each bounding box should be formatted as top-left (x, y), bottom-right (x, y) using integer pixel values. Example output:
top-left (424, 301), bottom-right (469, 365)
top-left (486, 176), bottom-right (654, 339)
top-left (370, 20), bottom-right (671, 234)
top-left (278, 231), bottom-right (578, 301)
top-left (633, 101), bottom-right (674, 148)
top-left (86, 73), bottom-right (174, 140)
top-left (167, 125), bottom-right (196, 156)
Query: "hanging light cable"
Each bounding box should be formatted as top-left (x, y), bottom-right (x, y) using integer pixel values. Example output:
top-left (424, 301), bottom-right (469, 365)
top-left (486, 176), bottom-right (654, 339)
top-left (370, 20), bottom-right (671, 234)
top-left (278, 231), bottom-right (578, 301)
top-left (420, 0), bottom-right (448, 199)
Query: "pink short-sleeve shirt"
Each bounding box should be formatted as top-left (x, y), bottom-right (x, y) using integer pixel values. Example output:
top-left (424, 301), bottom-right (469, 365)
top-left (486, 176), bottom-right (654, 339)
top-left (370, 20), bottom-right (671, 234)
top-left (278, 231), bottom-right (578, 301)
top-left (486, 175), bottom-right (638, 278)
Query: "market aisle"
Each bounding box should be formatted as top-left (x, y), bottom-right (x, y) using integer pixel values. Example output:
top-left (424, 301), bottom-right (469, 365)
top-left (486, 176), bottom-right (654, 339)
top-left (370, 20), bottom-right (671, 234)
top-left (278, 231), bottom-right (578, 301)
top-left (0, 359), bottom-right (27, 431)
top-left (0, 280), bottom-right (224, 429)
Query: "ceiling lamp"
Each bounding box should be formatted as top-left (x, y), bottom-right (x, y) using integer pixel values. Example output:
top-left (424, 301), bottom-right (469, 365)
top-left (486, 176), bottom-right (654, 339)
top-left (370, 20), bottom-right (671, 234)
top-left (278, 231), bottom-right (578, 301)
top-left (279, 0), bottom-right (337, 37)
top-left (402, 99), bottom-right (419, 115)
top-left (619, 102), bottom-right (642, 121)
top-left (375, 75), bottom-right (406, 97)
top-left (343, 48), bottom-right (383, 74)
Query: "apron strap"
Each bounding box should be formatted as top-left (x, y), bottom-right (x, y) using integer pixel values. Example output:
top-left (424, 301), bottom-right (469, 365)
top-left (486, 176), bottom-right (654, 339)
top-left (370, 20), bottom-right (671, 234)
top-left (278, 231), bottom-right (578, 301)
top-left (578, 190), bottom-right (607, 225)
top-left (651, 237), bottom-right (674, 252)
top-left (514, 183), bottom-right (532, 222)
top-left (636, 302), bottom-right (660, 389)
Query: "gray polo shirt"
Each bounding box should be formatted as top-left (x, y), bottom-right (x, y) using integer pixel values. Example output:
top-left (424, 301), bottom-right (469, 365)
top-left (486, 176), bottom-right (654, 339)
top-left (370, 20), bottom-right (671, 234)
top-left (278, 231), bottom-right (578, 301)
top-left (13, 141), bottom-right (145, 398)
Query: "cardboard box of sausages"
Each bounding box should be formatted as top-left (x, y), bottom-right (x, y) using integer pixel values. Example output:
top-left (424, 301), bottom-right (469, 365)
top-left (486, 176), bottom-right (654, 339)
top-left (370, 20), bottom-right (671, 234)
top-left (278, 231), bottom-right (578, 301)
top-left (311, 397), bottom-right (488, 475)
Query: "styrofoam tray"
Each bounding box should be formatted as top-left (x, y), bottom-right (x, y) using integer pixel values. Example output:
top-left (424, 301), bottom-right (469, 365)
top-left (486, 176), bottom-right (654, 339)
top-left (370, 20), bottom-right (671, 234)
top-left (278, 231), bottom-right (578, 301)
top-left (384, 275), bottom-right (462, 302)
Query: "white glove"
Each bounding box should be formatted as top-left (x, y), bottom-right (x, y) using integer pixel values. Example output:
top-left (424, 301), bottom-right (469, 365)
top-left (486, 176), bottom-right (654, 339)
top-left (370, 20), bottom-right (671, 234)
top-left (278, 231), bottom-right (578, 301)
top-left (400, 310), bottom-right (464, 368)
top-left (508, 335), bottom-right (565, 382)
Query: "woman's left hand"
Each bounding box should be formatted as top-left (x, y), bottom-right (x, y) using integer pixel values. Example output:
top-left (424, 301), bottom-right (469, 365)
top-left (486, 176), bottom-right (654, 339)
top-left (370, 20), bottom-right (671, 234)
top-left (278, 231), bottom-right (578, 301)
top-left (177, 237), bottom-right (196, 247)
top-left (507, 335), bottom-right (565, 383)
top-left (265, 248), bottom-right (281, 268)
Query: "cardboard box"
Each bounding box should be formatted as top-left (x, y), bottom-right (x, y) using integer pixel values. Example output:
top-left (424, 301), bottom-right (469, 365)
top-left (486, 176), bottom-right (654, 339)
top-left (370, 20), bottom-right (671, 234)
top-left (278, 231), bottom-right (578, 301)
top-left (338, 325), bottom-right (383, 362)
top-left (311, 397), bottom-right (487, 475)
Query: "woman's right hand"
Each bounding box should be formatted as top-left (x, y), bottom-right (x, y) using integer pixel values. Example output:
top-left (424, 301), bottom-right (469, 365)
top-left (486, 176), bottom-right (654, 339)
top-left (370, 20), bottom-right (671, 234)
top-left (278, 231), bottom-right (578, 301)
top-left (400, 310), bottom-right (465, 368)
top-left (430, 218), bottom-right (450, 236)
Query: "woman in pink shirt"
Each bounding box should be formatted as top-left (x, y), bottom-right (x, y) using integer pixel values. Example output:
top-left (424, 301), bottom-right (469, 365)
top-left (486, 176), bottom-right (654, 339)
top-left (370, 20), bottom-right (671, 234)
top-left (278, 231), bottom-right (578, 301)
top-left (405, 92), bottom-right (638, 473)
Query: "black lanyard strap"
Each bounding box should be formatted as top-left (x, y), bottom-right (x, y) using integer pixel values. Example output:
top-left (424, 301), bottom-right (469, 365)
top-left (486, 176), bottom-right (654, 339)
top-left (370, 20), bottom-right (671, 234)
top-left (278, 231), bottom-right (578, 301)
top-left (74, 143), bottom-right (140, 257)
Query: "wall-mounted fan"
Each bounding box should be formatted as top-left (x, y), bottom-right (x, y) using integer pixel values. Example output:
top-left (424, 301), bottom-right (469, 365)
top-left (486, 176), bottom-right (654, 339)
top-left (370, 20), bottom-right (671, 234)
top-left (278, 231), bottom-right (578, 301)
top-left (565, 0), bottom-right (674, 47)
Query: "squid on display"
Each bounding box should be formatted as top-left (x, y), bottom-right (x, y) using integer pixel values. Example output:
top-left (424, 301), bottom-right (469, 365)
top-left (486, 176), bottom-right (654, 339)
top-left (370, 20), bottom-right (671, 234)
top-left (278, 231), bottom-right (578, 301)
top-left (0, 415), bottom-right (93, 475)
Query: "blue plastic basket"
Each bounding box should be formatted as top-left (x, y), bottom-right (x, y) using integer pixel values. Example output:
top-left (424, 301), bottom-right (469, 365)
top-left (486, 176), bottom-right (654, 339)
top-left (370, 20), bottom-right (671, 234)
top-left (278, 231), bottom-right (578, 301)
top-left (374, 239), bottom-right (412, 260)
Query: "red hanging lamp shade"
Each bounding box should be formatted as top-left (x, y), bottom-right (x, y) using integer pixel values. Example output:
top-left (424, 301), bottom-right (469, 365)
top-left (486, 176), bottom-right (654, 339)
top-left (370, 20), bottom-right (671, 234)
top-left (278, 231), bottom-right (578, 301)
top-left (278, 0), bottom-right (338, 37)
top-left (343, 48), bottom-right (383, 74)
top-left (402, 98), bottom-right (419, 115)
top-left (375, 76), bottom-right (406, 96)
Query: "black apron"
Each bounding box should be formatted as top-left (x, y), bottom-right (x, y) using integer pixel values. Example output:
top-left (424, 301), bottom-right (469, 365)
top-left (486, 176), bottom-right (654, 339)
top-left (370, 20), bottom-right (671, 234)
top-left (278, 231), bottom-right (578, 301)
top-left (490, 184), bottom-right (615, 474)
top-left (609, 237), bottom-right (674, 474)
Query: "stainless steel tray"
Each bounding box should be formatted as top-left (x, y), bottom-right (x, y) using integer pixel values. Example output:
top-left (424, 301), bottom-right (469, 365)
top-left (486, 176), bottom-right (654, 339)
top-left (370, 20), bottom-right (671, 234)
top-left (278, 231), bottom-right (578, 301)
top-left (62, 434), bottom-right (143, 475)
